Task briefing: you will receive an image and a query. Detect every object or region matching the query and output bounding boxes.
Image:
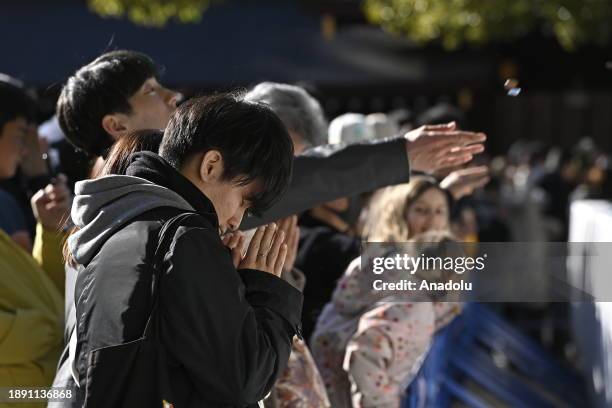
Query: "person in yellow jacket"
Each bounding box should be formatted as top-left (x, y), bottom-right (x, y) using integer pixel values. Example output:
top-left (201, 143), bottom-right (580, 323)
top-left (1, 78), bottom-right (68, 407)
top-left (0, 227), bottom-right (64, 406)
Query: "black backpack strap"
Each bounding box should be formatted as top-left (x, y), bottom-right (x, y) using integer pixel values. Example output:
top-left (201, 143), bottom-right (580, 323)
top-left (142, 211), bottom-right (203, 337)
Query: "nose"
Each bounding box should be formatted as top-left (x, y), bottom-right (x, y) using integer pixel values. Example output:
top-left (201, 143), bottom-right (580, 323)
top-left (227, 215), bottom-right (242, 233)
top-left (167, 90), bottom-right (183, 109)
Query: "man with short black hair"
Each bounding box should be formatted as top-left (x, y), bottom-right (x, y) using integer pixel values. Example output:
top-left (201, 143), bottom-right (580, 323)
top-left (57, 50), bottom-right (180, 158)
top-left (68, 93), bottom-right (301, 407)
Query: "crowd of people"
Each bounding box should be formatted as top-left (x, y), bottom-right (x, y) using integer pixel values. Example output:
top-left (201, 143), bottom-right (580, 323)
top-left (1, 49), bottom-right (610, 408)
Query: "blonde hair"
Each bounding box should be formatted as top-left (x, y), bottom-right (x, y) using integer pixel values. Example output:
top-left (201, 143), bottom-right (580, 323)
top-left (363, 176), bottom-right (448, 242)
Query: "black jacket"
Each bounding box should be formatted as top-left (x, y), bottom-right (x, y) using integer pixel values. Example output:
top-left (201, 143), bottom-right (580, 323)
top-left (241, 136), bottom-right (409, 228)
top-left (72, 154), bottom-right (303, 407)
top-left (52, 136), bottom-right (409, 407)
top-left (295, 214), bottom-right (361, 341)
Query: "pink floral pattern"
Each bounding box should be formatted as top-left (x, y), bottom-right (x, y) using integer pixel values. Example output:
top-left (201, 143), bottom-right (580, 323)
top-left (311, 256), bottom-right (461, 408)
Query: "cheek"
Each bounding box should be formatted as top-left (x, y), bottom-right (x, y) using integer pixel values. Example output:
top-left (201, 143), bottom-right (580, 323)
top-left (407, 212), bottom-right (424, 230)
top-left (221, 193), bottom-right (243, 219)
top-left (0, 146), bottom-right (17, 178)
top-left (434, 214), bottom-right (448, 228)
top-left (132, 100), bottom-right (169, 130)
top-left (155, 111), bottom-right (172, 129)
top-left (151, 96), bottom-right (174, 118)
top-left (0, 138), bottom-right (18, 161)
top-left (142, 104), bottom-right (167, 128)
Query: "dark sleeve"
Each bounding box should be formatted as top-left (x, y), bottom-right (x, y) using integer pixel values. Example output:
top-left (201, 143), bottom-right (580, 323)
top-left (0, 189), bottom-right (28, 235)
top-left (159, 226), bottom-right (303, 406)
top-left (241, 137), bottom-right (410, 229)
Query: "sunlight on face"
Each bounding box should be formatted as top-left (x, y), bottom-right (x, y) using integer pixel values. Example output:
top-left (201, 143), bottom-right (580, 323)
top-left (126, 77), bottom-right (181, 131)
top-left (0, 117), bottom-right (28, 179)
top-left (405, 187), bottom-right (449, 238)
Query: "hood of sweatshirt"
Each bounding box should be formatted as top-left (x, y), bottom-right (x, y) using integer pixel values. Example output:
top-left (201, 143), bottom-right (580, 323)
top-left (68, 174), bottom-right (194, 265)
top-left (67, 150), bottom-right (226, 266)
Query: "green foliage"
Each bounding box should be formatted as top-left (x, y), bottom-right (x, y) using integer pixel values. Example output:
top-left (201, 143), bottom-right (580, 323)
top-left (88, 0), bottom-right (210, 27)
top-left (363, 0), bottom-right (612, 50)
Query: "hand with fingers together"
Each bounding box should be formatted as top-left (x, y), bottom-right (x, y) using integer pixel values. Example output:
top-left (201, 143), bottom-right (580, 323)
top-left (405, 122), bottom-right (487, 174)
top-left (221, 231), bottom-right (246, 268)
top-left (239, 223), bottom-right (288, 277)
top-left (440, 165), bottom-right (491, 200)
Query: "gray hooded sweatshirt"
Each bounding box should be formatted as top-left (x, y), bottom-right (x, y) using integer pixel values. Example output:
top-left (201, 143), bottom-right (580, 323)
top-left (50, 174), bottom-right (194, 408)
top-left (68, 174), bottom-right (194, 266)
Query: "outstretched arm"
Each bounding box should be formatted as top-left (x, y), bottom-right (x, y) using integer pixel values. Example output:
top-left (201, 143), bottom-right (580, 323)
top-left (241, 123), bottom-right (486, 229)
top-left (241, 137), bottom-right (410, 229)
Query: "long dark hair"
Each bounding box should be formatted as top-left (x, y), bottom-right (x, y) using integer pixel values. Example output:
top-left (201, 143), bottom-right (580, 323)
top-left (64, 129), bottom-right (164, 267)
top-left (92, 129), bottom-right (163, 177)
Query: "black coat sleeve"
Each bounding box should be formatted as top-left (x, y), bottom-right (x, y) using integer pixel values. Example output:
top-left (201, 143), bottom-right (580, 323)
top-left (159, 226), bottom-right (303, 406)
top-left (240, 136), bottom-right (410, 229)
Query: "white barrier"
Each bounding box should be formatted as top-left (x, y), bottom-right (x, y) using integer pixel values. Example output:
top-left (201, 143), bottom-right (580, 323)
top-left (569, 200), bottom-right (612, 408)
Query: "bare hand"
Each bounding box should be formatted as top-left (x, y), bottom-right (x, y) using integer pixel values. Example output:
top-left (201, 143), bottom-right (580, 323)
top-left (405, 122), bottom-right (486, 174)
top-left (221, 231), bottom-right (246, 268)
top-left (440, 165), bottom-right (490, 200)
top-left (30, 174), bottom-right (71, 232)
top-left (277, 216), bottom-right (299, 273)
top-left (239, 223), bottom-right (287, 277)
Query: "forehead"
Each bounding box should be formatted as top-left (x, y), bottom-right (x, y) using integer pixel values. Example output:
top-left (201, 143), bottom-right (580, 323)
top-left (412, 188), bottom-right (447, 206)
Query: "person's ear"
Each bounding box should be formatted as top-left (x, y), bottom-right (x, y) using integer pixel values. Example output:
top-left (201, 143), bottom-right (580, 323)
top-left (199, 150), bottom-right (224, 183)
top-left (101, 114), bottom-right (129, 141)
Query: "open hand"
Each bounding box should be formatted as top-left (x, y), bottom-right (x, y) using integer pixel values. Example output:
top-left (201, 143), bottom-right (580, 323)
top-left (405, 122), bottom-right (486, 174)
top-left (440, 165), bottom-right (490, 200)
